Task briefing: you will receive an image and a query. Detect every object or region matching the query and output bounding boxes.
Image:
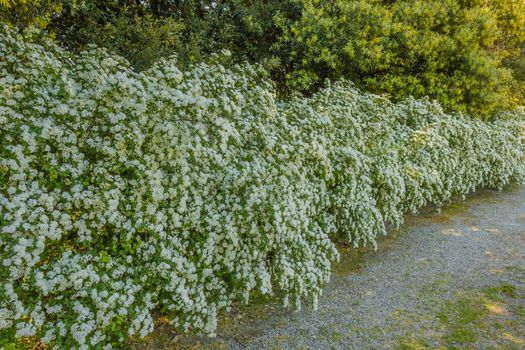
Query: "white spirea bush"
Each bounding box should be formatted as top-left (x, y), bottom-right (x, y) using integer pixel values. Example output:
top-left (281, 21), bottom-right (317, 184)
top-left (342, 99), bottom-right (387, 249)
top-left (0, 27), bottom-right (524, 349)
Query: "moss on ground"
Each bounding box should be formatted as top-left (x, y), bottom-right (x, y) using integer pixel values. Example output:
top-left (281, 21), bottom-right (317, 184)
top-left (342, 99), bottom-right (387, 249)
top-left (438, 295), bottom-right (487, 347)
top-left (397, 281), bottom-right (525, 350)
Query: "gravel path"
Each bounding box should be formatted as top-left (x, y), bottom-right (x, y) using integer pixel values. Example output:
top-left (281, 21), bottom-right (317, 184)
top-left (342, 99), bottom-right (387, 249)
top-left (135, 185), bottom-right (525, 350)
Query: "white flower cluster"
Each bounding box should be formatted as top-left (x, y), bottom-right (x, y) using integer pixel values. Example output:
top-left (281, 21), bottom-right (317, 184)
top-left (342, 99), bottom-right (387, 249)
top-left (0, 27), bottom-right (524, 349)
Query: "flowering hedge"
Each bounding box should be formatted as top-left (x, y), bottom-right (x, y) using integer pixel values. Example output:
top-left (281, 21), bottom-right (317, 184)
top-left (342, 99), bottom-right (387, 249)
top-left (1, 27), bottom-right (524, 349)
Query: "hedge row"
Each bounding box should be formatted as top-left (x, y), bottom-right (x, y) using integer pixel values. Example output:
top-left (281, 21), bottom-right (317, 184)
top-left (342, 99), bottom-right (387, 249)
top-left (0, 27), bottom-right (524, 349)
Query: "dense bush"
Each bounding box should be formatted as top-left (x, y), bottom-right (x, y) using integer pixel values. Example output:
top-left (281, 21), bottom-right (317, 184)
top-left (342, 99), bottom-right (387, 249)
top-left (50, 0), bottom-right (291, 72)
top-left (276, 0), bottom-right (525, 117)
top-left (49, 0), bottom-right (184, 71)
top-left (0, 27), bottom-right (524, 349)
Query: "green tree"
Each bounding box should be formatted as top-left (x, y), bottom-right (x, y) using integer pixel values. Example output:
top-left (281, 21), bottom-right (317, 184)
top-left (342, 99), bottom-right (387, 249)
top-left (274, 0), bottom-right (525, 117)
top-left (48, 0), bottom-right (292, 71)
top-left (49, 1), bottom-right (183, 70)
top-left (0, 0), bottom-right (63, 29)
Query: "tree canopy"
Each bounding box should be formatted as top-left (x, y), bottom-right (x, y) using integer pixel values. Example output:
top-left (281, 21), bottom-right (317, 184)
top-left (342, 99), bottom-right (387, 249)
top-left (1, 0), bottom-right (524, 117)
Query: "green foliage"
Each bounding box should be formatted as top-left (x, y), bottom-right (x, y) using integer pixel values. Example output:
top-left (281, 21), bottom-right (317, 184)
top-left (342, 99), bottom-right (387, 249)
top-left (0, 0), bottom-right (62, 29)
top-left (1, 0), bottom-right (524, 117)
top-left (1, 26), bottom-right (524, 348)
top-left (49, 1), bottom-right (184, 71)
top-left (4, 0), bottom-right (292, 72)
top-left (145, 0), bottom-right (293, 68)
top-left (275, 0), bottom-right (525, 117)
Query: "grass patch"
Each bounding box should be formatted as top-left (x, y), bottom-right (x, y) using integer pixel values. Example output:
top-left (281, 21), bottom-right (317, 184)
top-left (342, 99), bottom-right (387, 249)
top-left (397, 281), bottom-right (525, 350)
top-left (395, 338), bottom-right (435, 350)
top-left (484, 283), bottom-right (520, 301)
top-left (438, 295), bottom-right (487, 347)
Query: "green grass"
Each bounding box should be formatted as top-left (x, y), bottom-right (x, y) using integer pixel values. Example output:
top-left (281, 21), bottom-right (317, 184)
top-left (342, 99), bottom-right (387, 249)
top-left (397, 282), bottom-right (525, 350)
top-left (438, 296), bottom-right (487, 346)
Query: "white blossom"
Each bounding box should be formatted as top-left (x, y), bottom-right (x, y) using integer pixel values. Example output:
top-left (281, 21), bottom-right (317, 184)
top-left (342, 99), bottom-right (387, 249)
top-left (0, 25), bottom-right (524, 349)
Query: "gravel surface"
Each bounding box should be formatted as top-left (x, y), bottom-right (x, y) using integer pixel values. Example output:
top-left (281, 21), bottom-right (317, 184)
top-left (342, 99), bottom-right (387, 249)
top-left (134, 185), bottom-right (525, 350)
